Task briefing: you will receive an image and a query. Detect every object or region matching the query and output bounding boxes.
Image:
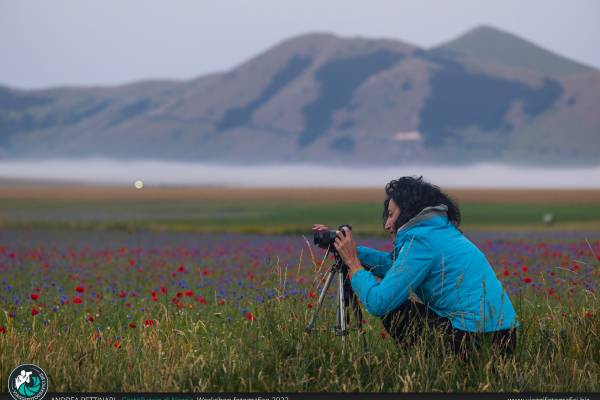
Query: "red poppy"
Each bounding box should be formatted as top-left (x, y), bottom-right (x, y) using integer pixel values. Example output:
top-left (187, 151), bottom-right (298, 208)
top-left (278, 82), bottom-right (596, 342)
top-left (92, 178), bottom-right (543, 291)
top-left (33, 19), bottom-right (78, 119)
top-left (160, 286), bottom-right (167, 295)
top-left (31, 293), bottom-right (39, 301)
top-left (87, 315), bottom-right (94, 322)
top-left (521, 265), bottom-right (528, 273)
top-left (218, 299), bottom-right (225, 305)
top-left (196, 296), bottom-right (207, 304)
top-left (113, 340), bottom-right (122, 349)
top-left (129, 323), bottom-right (137, 328)
top-left (33, 287), bottom-right (41, 292)
top-left (0, 326), bottom-right (6, 334)
top-left (202, 269), bottom-right (210, 276)
top-left (502, 270), bottom-right (510, 277)
top-left (76, 286), bottom-right (85, 293)
top-left (119, 291), bottom-right (127, 298)
top-left (72, 296), bottom-right (83, 304)
top-left (308, 291), bottom-right (317, 299)
top-left (91, 331), bottom-right (101, 342)
top-left (380, 331), bottom-right (387, 339)
top-left (129, 258), bottom-right (136, 267)
top-left (144, 319), bottom-right (156, 327)
top-left (184, 290), bottom-right (194, 297)
top-left (245, 311), bottom-right (255, 321)
top-left (31, 308), bottom-right (39, 316)
top-left (177, 265), bottom-right (186, 273)
top-left (307, 302), bottom-right (313, 309)
top-left (523, 277), bottom-right (533, 284)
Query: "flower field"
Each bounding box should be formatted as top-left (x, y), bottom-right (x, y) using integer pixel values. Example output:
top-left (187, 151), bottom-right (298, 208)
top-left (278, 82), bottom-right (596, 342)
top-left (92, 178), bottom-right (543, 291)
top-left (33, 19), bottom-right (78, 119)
top-left (0, 229), bottom-right (598, 392)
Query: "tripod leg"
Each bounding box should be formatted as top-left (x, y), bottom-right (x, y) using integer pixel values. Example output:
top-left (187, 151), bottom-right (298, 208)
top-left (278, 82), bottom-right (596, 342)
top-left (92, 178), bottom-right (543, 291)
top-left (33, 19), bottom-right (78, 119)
top-left (305, 266), bottom-right (337, 332)
top-left (341, 273), bottom-right (368, 353)
top-left (343, 278), bottom-right (363, 332)
top-left (350, 291), bottom-right (364, 333)
top-left (337, 268), bottom-right (347, 339)
top-left (349, 286), bottom-right (368, 353)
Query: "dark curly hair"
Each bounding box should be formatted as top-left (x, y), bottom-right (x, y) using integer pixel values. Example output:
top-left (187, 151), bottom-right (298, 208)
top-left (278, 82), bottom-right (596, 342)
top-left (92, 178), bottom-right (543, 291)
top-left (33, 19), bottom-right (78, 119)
top-left (383, 176), bottom-right (461, 231)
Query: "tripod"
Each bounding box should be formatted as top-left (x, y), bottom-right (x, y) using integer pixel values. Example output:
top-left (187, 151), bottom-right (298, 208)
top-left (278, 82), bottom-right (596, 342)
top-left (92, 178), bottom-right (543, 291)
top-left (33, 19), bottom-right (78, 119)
top-left (305, 247), bottom-right (365, 348)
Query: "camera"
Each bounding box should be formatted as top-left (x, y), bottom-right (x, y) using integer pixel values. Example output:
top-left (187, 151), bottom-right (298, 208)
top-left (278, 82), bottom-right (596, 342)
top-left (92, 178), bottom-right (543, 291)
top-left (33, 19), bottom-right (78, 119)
top-left (313, 224), bottom-right (352, 249)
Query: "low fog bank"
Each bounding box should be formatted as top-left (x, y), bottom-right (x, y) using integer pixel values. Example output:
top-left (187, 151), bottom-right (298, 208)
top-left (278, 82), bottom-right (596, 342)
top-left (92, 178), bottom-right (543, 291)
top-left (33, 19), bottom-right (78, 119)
top-left (1, 159), bottom-right (600, 188)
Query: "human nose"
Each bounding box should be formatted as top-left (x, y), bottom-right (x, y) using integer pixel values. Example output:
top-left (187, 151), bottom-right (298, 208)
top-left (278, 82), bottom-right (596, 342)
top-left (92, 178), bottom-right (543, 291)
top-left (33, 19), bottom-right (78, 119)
top-left (384, 218), bottom-right (391, 231)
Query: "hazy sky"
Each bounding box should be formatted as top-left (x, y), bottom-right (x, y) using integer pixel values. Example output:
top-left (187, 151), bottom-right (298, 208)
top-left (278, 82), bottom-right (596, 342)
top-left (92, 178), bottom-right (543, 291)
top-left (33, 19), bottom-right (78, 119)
top-left (1, 0), bottom-right (598, 90)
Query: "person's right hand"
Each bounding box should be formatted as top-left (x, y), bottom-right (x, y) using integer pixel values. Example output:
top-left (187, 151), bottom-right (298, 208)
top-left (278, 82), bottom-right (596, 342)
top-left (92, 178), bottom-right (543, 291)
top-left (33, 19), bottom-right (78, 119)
top-left (312, 224), bottom-right (329, 231)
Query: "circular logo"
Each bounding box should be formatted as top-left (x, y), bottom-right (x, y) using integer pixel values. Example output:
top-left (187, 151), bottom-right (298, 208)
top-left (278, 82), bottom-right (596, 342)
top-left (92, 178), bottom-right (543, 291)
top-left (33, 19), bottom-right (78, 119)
top-left (7, 364), bottom-right (48, 400)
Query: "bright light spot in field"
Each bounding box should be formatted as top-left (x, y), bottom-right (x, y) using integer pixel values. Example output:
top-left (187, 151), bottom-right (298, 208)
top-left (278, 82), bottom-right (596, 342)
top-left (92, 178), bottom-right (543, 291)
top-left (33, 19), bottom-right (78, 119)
top-left (543, 213), bottom-right (555, 225)
top-left (134, 180), bottom-right (144, 189)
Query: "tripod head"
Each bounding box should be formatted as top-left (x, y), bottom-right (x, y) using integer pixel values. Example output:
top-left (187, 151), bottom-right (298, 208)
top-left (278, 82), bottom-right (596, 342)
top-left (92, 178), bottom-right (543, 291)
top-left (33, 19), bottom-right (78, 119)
top-left (325, 243), bottom-right (343, 263)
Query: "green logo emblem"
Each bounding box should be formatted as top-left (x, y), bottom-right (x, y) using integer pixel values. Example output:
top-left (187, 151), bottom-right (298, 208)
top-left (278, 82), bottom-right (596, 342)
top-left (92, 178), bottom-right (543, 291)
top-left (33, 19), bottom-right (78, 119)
top-left (8, 364), bottom-right (48, 400)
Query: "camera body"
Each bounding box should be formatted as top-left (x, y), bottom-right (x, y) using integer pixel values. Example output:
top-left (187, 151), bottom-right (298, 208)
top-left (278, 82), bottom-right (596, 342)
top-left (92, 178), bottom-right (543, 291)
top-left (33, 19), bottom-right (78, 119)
top-left (313, 224), bottom-right (352, 249)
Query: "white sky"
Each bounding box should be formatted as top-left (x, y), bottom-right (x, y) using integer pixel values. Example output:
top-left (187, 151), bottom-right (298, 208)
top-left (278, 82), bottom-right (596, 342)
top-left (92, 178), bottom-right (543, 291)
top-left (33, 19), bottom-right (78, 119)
top-left (1, 0), bottom-right (599, 89)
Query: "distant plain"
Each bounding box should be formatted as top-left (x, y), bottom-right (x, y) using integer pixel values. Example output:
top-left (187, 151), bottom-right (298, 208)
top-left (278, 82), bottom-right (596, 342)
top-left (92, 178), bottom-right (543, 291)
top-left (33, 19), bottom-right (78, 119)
top-left (1, 185), bottom-right (599, 234)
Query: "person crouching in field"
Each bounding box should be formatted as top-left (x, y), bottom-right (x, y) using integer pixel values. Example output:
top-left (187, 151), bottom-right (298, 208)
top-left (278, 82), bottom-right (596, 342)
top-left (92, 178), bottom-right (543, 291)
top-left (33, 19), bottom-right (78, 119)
top-left (312, 176), bottom-right (518, 357)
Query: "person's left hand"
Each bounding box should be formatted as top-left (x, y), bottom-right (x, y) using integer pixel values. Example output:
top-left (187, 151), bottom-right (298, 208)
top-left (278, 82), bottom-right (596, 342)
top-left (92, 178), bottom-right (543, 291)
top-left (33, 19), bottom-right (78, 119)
top-left (334, 227), bottom-right (362, 276)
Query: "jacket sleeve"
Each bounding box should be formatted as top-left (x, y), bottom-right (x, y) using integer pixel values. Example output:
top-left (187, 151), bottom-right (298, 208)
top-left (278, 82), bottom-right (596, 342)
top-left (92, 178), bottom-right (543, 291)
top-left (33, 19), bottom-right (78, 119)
top-left (356, 245), bottom-right (394, 279)
top-left (351, 235), bottom-right (435, 317)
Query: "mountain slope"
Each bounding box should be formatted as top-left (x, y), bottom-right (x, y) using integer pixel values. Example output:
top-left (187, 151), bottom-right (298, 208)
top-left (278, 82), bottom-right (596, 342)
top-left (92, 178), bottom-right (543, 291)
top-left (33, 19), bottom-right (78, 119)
top-left (433, 25), bottom-right (594, 77)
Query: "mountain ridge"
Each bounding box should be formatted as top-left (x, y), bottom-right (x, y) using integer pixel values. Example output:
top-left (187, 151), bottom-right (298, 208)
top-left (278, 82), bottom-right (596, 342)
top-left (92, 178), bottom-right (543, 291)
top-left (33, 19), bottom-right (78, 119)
top-left (1, 25), bottom-right (598, 165)
top-left (433, 25), bottom-right (595, 76)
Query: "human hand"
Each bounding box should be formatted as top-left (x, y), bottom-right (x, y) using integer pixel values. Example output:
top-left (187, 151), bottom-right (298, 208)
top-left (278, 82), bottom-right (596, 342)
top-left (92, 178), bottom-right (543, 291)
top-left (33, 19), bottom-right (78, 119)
top-left (333, 226), bottom-right (362, 275)
top-left (312, 223), bottom-right (329, 231)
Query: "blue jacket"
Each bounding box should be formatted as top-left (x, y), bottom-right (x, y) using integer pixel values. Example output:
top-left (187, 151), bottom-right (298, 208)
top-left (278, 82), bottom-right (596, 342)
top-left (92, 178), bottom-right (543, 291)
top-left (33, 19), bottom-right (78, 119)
top-left (351, 205), bottom-right (518, 332)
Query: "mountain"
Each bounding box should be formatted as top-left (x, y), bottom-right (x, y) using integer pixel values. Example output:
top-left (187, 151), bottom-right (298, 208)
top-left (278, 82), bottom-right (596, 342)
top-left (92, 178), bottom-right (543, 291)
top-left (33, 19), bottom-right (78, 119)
top-left (1, 26), bottom-right (599, 165)
top-left (433, 25), bottom-right (595, 77)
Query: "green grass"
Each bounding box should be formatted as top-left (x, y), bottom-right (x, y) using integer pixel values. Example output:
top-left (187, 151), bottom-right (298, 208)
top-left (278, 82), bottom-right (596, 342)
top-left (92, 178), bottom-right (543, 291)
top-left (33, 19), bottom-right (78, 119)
top-left (1, 199), bottom-right (600, 234)
top-left (1, 290), bottom-right (598, 391)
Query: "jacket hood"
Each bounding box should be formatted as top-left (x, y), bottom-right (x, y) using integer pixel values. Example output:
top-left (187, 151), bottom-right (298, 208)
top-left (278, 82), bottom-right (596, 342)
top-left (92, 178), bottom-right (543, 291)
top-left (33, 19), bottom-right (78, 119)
top-left (394, 204), bottom-right (449, 246)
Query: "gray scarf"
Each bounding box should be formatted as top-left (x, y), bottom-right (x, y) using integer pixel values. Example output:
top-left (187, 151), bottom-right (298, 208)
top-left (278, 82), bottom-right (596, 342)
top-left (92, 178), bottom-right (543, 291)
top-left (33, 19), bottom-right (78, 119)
top-left (396, 204), bottom-right (448, 233)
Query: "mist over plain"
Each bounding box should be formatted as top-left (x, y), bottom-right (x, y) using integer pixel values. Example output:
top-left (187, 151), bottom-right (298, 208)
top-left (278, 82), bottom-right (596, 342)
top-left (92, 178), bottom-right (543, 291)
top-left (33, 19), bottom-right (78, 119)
top-left (1, 158), bottom-right (599, 188)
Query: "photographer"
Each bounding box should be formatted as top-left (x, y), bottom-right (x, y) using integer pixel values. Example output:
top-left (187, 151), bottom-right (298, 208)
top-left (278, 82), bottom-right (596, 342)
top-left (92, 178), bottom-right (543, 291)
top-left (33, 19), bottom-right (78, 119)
top-left (312, 176), bottom-right (518, 357)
